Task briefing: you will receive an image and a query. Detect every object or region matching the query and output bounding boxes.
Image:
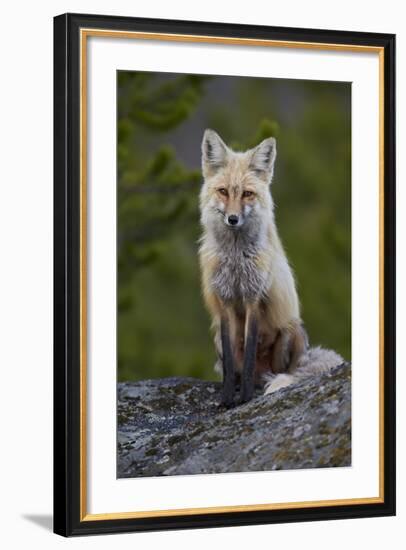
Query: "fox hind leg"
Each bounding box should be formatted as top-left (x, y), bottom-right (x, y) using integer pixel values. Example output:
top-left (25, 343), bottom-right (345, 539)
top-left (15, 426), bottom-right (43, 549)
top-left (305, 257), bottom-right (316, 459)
top-left (270, 329), bottom-right (291, 374)
top-left (288, 322), bottom-right (309, 373)
top-left (271, 323), bottom-right (309, 375)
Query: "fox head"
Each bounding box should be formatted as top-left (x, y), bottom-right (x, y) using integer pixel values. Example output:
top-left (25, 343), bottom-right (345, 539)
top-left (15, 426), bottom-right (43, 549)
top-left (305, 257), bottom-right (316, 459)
top-left (200, 129), bottom-right (277, 230)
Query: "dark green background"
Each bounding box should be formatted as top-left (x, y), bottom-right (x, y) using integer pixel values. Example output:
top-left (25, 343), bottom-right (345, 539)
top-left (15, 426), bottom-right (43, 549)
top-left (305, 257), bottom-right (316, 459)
top-left (117, 71), bottom-right (351, 382)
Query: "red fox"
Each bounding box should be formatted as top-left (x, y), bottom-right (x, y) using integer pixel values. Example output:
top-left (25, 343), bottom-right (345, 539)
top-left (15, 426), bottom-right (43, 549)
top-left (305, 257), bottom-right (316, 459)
top-left (198, 129), bottom-right (343, 406)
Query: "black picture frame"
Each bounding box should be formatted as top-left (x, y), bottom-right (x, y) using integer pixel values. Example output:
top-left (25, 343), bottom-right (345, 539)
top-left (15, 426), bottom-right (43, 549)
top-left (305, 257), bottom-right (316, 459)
top-left (54, 12), bottom-right (396, 537)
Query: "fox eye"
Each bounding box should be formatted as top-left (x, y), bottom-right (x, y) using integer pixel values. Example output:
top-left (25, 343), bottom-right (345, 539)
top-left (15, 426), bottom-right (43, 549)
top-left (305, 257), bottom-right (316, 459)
top-left (218, 188), bottom-right (228, 197)
top-left (242, 190), bottom-right (254, 198)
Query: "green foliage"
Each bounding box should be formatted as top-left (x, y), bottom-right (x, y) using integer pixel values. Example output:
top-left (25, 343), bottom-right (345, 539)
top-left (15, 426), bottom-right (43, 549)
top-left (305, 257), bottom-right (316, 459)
top-left (117, 71), bottom-right (351, 382)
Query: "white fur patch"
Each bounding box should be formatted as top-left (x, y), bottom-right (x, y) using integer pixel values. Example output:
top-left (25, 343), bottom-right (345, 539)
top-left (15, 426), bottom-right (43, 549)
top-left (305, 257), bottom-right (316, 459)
top-left (264, 374), bottom-right (294, 394)
top-left (213, 359), bottom-right (223, 378)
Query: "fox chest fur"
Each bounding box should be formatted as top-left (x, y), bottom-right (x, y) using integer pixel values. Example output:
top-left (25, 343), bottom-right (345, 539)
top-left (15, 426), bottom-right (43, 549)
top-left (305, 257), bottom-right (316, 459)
top-left (208, 227), bottom-right (269, 304)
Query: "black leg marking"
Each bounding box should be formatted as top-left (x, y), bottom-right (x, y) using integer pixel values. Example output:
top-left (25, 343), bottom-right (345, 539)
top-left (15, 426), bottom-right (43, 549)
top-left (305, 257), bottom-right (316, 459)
top-left (240, 316), bottom-right (258, 404)
top-left (220, 318), bottom-right (235, 408)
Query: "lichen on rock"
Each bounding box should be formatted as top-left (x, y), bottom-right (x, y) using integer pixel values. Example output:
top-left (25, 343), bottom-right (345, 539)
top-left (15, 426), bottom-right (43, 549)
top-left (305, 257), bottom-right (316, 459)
top-left (117, 363), bottom-right (351, 478)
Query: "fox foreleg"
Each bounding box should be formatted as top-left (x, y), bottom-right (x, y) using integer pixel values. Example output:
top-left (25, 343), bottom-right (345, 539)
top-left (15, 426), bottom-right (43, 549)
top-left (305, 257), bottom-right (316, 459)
top-left (239, 307), bottom-right (258, 404)
top-left (220, 317), bottom-right (236, 408)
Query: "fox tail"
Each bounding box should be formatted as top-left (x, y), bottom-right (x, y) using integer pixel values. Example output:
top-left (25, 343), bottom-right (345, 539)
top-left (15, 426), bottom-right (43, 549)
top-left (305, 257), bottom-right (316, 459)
top-left (263, 346), bottom-right (345, 395)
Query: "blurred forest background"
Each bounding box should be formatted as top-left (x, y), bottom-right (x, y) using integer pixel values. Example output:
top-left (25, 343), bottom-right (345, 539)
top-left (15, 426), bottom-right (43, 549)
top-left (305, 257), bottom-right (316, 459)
top-left (117, 71), bottom-right (351, 382)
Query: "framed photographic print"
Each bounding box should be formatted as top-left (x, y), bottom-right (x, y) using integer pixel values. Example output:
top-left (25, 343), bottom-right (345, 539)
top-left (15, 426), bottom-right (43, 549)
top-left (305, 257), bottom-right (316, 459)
top-left (53, 12), bottom-right (396, 536)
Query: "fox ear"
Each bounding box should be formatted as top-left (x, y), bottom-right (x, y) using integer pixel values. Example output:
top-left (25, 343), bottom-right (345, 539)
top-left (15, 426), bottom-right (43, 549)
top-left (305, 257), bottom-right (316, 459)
top-left (201, 129), bottom-right (229, 178)
top-left (249, 137), bottom-right (277, 184)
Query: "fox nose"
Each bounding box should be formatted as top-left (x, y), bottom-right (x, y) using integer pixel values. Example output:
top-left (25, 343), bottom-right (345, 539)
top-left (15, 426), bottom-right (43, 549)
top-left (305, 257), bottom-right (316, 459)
top-left (227, 215), bottom-right (239, 226)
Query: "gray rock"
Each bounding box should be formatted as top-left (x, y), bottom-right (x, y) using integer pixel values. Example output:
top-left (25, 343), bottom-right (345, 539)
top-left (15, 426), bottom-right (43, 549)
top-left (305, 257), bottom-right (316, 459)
top-left (117, 363), bottom-right (351, 478)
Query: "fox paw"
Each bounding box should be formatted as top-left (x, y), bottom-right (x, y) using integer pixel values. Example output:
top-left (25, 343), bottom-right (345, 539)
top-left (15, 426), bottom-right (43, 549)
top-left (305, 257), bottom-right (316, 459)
top-left (220, 398), bottom-right (235, 409)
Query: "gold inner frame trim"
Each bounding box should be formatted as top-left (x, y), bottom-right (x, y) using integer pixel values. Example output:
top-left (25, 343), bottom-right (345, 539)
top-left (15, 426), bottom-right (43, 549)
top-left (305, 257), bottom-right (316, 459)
top-left (79, 28), bottom-right (385, 522)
